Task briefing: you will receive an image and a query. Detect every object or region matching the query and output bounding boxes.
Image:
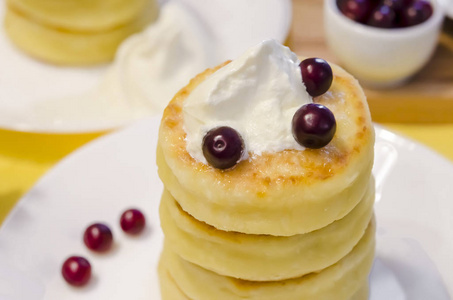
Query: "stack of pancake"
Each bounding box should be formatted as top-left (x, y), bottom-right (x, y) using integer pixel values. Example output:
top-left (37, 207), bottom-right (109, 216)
top-left (4, 0), bottom-right (158, 65)
top-left (157, 60), bottom-right (376, 299)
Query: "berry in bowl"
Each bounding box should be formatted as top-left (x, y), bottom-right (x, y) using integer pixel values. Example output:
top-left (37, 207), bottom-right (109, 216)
top-left (324, 0), bottom-right (444, 88)
top-left (338, 0), bottom-right (434, 28)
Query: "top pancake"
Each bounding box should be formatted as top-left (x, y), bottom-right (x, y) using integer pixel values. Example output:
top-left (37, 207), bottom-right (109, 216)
top-left (6, 0), bottom-right (156, 32)
top-left (157, 60), bottom-right (374, 236)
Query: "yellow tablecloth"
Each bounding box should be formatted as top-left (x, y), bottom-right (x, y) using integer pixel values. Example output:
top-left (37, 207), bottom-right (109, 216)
top-left (0, 129), bottom-right (104, 224)
top-left (1, 123), bottom-right (453, 225)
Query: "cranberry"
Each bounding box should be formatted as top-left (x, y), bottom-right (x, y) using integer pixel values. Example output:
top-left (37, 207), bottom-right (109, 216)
top-left (382, 0), bottom-right (405, 12)
top-left (292, 104), bottom-right (336, 149)
top-left (120, 209), bottom-right (146, 234)
top-left (300, 58), bottom-right (333, 97)
top-left (401, 0), bottom-right (433, 27)
top-left (61, 256), bottom-right (91, 286)
top-left (202, 126), bottom-right (244, 169)
top-left (337, 0), bottom-right (377, 23)
top-left (83, 223), bottom-right (113, 252)
top-left (367, 5), bottom-right (397, 28)
top-left (338, 0), bottom-right (432, 29)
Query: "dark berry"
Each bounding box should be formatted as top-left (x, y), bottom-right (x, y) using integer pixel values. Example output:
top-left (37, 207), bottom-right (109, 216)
top-left (337, 0), bottom-right (378, 23)
top-left (292, 104), bottom-right (336, 149)
top-left (202, 126), bottom-right (244, 169)
top-left (300, 58), bottom-right (333, 97)
top-left (367, 5), bottom-right (397, 28)
top-left (120, 209), bottom-right (146, 234)
top-left (83, 223), bottom-right (113, 252)
top-left (401, 0), bottom-right (433, 27)
top-left (382, 0), bottom-right (404, 12)
top-left (61, 256), bottom-right (91, 286)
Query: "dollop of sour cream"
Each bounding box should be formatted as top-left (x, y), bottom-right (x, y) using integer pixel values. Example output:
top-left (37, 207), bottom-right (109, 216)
top-left (99, 1), bottom-right (217, 114)
top-left (32, 2), bottom-right (216, 132)
top-left (183, 40), bottom-right (313, 164)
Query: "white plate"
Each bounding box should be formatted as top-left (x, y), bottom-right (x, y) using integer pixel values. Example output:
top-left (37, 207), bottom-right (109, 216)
top-left (0, 0), bottom-right (292, 133)
top-left (0, 119), bottom-right (452, 299)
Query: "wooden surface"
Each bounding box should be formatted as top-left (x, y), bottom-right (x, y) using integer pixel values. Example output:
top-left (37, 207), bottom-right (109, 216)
top-left (288, 0), bottom-right (453, 123)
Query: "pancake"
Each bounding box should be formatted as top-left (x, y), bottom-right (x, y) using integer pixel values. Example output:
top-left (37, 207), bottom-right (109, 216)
top-left (6, 0), bottom-right (155, 31)
top-left (159, 218), bottom-right (375, 300)
top-left (351, 283), bottom-right (369, 300)
top-left (157, 60), bottom-right (374, 236)
top-left (158, 261), bottom-right (192, 300)
top-left (158, 265), bottom-right (369, 300)
top-left (159, 179), bottom-right (375, 281)
top-left (4, 2), bottom-right (156, 65)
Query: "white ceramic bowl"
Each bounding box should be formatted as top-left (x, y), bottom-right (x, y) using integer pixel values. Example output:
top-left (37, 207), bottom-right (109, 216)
top-left (324, 0), bottom-right (445, 88)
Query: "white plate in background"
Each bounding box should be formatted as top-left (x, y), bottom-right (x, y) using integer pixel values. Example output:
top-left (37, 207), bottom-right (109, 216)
top-left (0, 119), bottom-right (451, 299)
top-left (0, 0), bottom-right (292, 133)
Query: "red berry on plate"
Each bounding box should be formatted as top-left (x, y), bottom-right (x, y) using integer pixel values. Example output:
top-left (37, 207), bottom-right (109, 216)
top-left (83, 223), bottom-right (113, 252)
top-left (292, 103), bottom-right (336, 149)
top-left (120, 209), bottom-right (146, 234)
top-left (300, 58), bottom-right (333, 97)
top-left (202, 126), bottom-right (244, 169)
top-left (61, 256), bottom-right (91, 286)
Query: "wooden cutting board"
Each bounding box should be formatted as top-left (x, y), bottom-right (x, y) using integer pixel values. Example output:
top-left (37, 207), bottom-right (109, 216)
top-left (288, 0), bottom-right (453, 123)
